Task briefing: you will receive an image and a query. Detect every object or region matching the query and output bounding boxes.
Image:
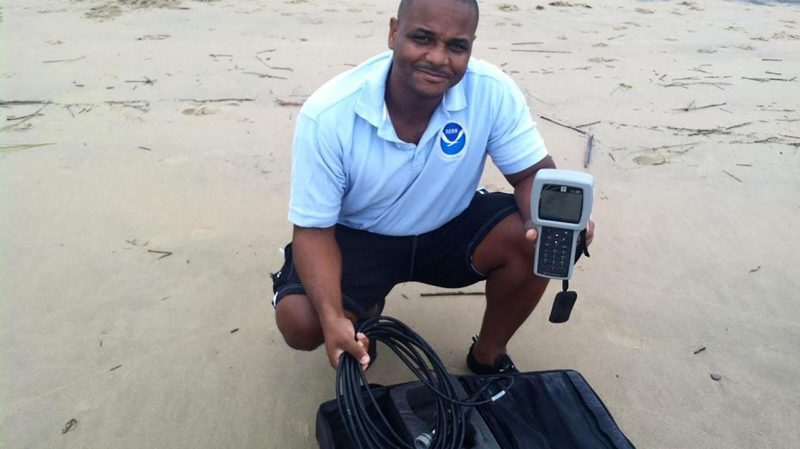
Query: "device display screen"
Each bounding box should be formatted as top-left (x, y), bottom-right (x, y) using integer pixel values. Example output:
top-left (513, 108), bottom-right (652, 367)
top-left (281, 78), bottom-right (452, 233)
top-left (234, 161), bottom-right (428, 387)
top-left (539, 184), bottom-right (584, 224)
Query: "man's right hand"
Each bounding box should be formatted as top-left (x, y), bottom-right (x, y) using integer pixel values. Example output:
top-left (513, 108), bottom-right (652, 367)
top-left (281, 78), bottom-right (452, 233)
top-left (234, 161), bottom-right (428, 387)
top-left (322, 316), bottom-right (371, 370)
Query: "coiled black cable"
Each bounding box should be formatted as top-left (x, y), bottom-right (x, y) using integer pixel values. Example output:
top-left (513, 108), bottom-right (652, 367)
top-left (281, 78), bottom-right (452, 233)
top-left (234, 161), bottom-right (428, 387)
top-left (335, 316), bottom-right (513, 449)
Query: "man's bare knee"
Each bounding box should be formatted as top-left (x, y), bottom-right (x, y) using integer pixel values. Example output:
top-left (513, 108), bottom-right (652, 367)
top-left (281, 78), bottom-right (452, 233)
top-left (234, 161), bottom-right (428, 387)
top-left (275, 295), bottom-right (324, 351)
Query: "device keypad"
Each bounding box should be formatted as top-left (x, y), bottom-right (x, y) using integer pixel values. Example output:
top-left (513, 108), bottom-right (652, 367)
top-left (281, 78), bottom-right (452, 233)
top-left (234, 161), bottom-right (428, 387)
top-left (537, 226), bottom-right (574, 278)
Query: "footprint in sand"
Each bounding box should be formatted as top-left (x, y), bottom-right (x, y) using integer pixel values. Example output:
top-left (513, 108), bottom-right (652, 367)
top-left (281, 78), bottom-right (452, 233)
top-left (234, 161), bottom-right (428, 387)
top-left (633, 153), bottom-right (668, 166)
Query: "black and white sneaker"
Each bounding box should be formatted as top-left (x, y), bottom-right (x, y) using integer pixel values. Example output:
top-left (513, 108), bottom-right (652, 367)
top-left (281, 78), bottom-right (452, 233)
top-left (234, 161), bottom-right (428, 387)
top-left (466, 336), bottom-right (519, 375)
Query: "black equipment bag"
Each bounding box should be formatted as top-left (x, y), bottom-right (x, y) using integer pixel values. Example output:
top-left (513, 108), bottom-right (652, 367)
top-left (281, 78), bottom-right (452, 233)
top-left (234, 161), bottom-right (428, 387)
top-left (316, 370), bottom-right (635, 449)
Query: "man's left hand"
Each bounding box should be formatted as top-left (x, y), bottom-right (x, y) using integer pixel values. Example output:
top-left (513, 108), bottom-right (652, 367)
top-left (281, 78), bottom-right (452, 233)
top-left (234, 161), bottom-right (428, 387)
top-left (524, 219), bottom-right (595, 246)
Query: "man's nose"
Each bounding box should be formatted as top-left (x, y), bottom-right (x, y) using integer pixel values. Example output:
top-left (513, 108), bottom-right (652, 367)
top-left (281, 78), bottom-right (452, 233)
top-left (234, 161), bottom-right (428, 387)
top-left (425, 42), bottom-right (448, 67)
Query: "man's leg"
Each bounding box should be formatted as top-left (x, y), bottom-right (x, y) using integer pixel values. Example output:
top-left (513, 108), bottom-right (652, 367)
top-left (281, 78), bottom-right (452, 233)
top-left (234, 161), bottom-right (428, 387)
top-left (470, 208), bottom-right (549, 367)
top-left (275, 294), bottom-right (379, 351)
top-left (271, 228), bottom-right (410, 353)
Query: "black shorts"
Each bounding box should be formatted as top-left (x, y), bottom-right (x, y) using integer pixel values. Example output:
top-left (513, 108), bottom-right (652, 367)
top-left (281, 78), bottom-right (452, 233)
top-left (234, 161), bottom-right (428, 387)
top-left (271, 191), bottom-right (518, 317)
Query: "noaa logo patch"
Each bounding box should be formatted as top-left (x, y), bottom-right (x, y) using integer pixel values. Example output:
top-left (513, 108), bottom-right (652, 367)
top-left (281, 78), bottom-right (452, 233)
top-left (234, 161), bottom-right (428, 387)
top-left (439, 122), bottom-right (466, 157)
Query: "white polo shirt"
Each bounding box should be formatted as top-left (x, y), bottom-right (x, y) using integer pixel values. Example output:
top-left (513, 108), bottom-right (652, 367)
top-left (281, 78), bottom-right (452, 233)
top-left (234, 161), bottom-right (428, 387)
top-left (288, 51), bottom-right (548, 236)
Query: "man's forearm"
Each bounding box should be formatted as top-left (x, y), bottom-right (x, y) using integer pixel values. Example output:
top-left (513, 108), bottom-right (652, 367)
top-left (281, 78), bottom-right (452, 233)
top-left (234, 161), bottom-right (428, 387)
top-left (507, 155), bottom-right (557, 225)
top-left (292, 226), bottom-right (346, 327)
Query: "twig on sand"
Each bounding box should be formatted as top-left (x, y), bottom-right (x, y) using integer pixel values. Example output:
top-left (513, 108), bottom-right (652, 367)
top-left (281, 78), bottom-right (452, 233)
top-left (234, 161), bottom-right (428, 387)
top-left (138, 146), bottom-right (152, 151)
top-left (2, 103), bottom-right (50, 131)
top-left (749, 265), bottom-right (762, 273)
top-left (576, 120), bottom-right (601, 128)
top-left (105, 100), bottom-right (150, 112)
top-left (584, 134), bottom-right (594, 168)
top-left (722, 170), bottom-right (742, 183)
top-left (0, 100), bottom-right (51, 106)
top-left (540, 115), bottom-right (589, 135)
top-left (179, 98), bottom-right (254, 103)
top-left (674, 102), bottom-right (727, 112)
top-left (43, 56), bottom-right (86, 64)
top-left (693, 347), bottom-right (707, 355)
top-left (742, 76), bottom-right (796, 82)
top-left (661, 81), bottom-right (731, 90)
top-left (511, 41), bottom-right (544, 45)
top-left (510, 49), bottom-right (572, 54)
top-left (0, 142), bottom-right (55, 153)
top-left (420, 291), bottom-right (484, 297)
top-left (6, 112), bottom-right (45, 121)
top-left (110, 364), bottom-right (122, 371)
top-left (243, 71), bottom-right (288, 80)
top-left (124, 77), bottom-right (156, 85)
top-left (275, 99), bottom-right (304, 107)
top-left (147, 249), bottom-right (173, 260)
top-left (667, 122), bottom-right (751, 136)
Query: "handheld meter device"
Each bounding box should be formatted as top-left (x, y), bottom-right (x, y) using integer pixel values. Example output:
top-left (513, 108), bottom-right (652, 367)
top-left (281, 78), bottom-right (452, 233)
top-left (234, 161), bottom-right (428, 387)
top-left (530, 169), bottom-right (594, 280)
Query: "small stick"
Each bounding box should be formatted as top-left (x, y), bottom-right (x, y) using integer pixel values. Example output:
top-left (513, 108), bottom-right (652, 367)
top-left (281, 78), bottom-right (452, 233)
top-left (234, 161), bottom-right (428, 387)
top-left (420, 291), bottom-right (484, 297)
top-left (511, 41), bottom-right (544, 45)
top-left (693, 347), bottom-right (706, 355)
top-left (645, 142), bottom-right (703, 151)
top-left (275, 99), bottom-right (304, 107)
top-left (209, 53), bottom-right (233, 57)
top-left (540, 115), bottom-right (589, 135)
top-left (761, 58), bottom-right (782, 61)
top-left (43, 56), bottom-right (86, 63)
top-left (3, 103), bottom-right (49, 130)
top-left (608, 153), bottom-right (616, 162)
top-left (735, 163), bottom-right (752, 167)
top-left (576, 120), bottom-right (601, 128)
top-left (138, 146), bottom-right (152, 151)
top-left (147, 249), bottom-right (173, 260)
top-left (674, 102), bottom-right (727, 112)
top-left (0, 100), bottom-right (51, 106)
top-left (6, 112), bottom-right (44, 121)
top-left (179, 98), bottom-right (255, 103)
top-left (124, 77), bottom-right (155, 85)
top-left (243, 71), bottom-right (288, 80)
top-left (584, 134), bottom-right (594, 168)
top-left (230, 328), bottom-right (240, 334)
top-left (742, 76), bottom-right (796, 82)
top-left (722, 170), bottom-right (742, 183)
top-left (749, 265), bottom-right (762, 273)
top-left (110, 364), bottom-right (122, 371)
top-left (510, 49), bottom-right (572, 54)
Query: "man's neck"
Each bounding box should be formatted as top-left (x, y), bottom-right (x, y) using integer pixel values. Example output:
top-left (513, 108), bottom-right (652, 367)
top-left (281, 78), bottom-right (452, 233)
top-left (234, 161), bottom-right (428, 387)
top-left (385, 71), bottom-right (441, 125)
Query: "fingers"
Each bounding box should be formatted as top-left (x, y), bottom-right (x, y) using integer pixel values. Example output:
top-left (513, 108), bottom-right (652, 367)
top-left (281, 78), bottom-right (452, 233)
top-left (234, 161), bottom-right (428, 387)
top-left (586, 220), bottom-right (595, 246)
top-left (355, 332), bottom-right (371, 371)
top-left (525, 227), bottom-right (538, 241)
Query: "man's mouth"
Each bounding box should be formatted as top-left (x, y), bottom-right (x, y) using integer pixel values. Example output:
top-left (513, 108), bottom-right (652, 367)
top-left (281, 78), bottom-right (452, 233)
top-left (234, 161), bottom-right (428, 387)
top-left (415, 66), bottom-right (450, 80)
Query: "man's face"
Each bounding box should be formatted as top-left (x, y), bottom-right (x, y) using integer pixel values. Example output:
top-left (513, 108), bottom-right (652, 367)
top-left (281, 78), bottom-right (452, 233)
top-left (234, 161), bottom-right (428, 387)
top-left (388, 0), bottom-right (478, 100)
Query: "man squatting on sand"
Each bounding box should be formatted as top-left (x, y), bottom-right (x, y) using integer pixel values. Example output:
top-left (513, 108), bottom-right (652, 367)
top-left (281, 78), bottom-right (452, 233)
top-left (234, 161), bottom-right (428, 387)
top-left (271, 0), bottom-right (595, 374)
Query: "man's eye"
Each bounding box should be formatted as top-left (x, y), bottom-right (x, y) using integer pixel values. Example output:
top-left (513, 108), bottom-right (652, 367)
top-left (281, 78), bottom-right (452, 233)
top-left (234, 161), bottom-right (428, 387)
top-left (449, 43), bottom-right (468, 52)
top-left (412, 35), bottom-right (432, 43)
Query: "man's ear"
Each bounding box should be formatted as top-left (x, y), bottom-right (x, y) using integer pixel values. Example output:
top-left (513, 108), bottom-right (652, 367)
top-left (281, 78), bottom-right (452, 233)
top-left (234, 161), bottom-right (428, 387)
top-left (388, 17), bottom-right (398, 50)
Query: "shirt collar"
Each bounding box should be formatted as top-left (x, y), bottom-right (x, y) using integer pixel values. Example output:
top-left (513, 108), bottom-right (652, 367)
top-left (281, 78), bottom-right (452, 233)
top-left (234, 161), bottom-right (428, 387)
top-left (355, 51), bottom-right (469, 129)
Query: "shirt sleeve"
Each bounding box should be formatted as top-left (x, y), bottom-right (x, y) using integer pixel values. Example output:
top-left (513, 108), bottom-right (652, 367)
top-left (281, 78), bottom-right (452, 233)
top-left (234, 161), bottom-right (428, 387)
top-left (486, 74), bottom-right (548, 175)
top-left (287, 113), bottom-right (346, 228)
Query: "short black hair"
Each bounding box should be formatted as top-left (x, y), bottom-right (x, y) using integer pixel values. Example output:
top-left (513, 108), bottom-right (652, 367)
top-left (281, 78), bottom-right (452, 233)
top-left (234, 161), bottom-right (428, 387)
top-left (397, 0), bottom-right (479, 23)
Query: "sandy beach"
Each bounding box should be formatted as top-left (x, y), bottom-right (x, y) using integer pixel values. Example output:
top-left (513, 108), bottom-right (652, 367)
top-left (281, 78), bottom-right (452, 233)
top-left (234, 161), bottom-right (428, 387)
top-left (2, 0), bottom-right (799, 448)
